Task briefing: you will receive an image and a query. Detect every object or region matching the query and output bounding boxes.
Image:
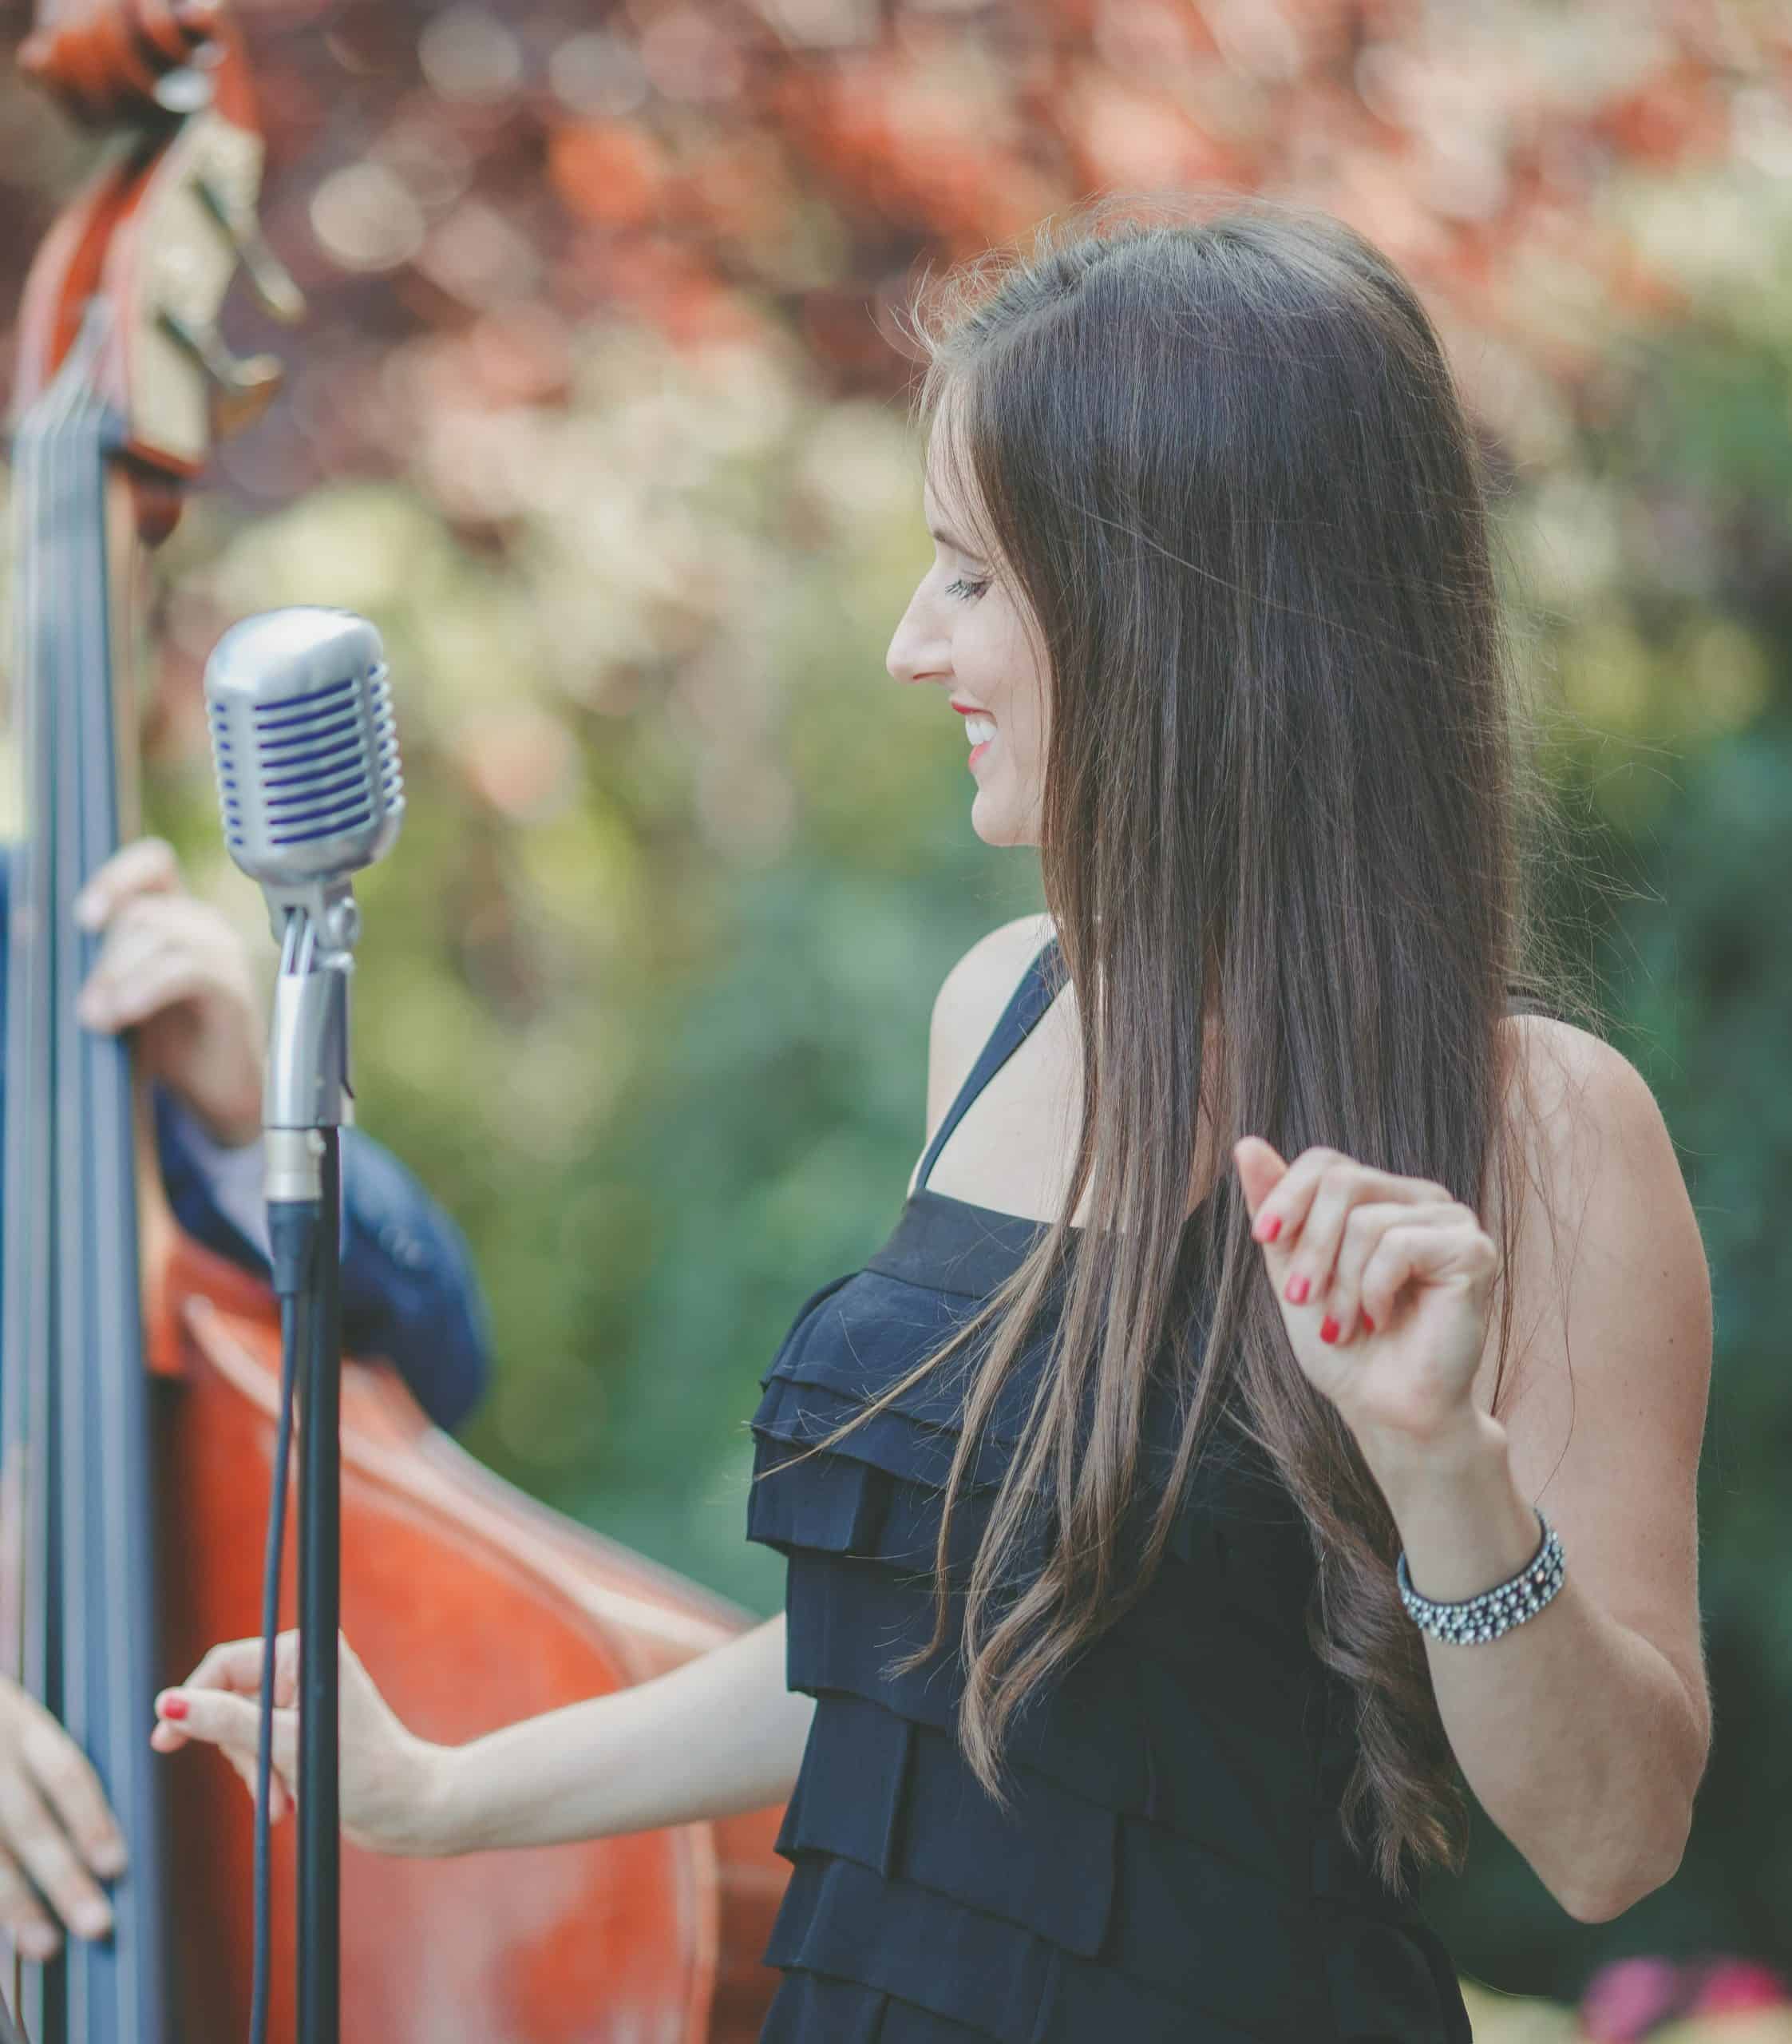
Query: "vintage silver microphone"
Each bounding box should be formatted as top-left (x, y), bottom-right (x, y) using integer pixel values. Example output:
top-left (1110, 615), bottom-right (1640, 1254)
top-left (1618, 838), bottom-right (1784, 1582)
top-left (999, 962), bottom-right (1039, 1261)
top-left (200, 605), bottom-right (404, 2044)
top-left (202, 606), bottom-right (404, 1198)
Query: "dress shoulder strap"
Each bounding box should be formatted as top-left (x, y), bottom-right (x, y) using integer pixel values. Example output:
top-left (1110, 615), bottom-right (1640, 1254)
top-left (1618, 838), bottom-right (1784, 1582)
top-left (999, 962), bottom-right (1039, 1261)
top-left (916, 954), bottom-right (1545, 1202)
top-left (914, 929), bottom-right (1063, 1194)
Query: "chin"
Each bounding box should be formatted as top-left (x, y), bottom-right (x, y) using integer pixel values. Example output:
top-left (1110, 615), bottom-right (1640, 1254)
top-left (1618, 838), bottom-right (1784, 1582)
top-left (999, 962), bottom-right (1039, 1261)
top-left (971, 789), bottom-right (1042, 850)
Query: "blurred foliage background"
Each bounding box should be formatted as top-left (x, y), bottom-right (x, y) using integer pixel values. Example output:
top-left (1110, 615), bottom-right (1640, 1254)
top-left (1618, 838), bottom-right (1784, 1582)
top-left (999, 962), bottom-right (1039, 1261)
top-left (2, 0), bottom-right (1790, 2028)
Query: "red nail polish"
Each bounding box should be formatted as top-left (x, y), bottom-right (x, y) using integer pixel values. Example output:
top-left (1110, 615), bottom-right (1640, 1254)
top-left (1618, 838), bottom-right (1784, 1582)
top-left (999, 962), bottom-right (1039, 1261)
top-left (1319, 1316), bottom-right (1339, 1343)
top-left (1360, 1311), bottom-right (1375, 1333)
top-left (1285, 1274), bottom-right (1309, 1305)
top-left (160, 1697), bottom-right (188, 1721)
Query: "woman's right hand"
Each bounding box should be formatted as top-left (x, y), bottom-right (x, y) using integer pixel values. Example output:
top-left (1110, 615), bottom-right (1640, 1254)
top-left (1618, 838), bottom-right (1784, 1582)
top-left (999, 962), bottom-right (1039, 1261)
top-left (149, 1630), bottom-right (449, 1858)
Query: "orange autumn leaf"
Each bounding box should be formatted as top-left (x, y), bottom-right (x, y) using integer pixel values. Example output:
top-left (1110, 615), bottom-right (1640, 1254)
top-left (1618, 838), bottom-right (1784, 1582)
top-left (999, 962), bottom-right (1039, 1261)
top-left (550, 120), bottom-right (667, 229)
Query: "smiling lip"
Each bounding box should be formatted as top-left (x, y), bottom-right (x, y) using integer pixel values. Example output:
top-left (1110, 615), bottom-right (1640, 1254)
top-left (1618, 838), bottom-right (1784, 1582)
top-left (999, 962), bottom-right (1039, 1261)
top-left (968, 740), bottom-right (992, 770)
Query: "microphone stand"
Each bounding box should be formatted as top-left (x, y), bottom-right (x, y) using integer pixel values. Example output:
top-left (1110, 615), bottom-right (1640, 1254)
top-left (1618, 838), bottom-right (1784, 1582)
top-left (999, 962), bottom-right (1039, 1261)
top-left (262, 884), bottom-right (361, 2044)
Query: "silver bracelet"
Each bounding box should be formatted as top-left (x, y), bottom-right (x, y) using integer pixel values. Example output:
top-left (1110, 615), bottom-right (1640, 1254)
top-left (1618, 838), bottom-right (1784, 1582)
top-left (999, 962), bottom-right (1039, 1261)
top-left (1395, 1505), bottom-right (1565, 1645)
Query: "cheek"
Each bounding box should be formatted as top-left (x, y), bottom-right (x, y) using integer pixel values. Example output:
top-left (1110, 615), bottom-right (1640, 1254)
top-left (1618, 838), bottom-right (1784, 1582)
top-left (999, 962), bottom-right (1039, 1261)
top-left (973, 619), bottom-right (1038, 723)
top-left (960, 600), bottom-right (1047, 767)
top-left (1002, 677), bottom-right (1047, 760)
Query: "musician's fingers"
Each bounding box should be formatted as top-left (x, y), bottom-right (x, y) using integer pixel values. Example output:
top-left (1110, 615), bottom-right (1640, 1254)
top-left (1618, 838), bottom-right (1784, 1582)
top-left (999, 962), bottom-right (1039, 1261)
top-left (71, 838), bottom-right (181, 929)
top-left (148, 1641), bottom-right (258, 1755)
top-left (179, 1634), bottom-right (280, 1699)
top-left (275, 1629), bottom-right (303, 1705)
top-left (257, 1766), bottom-right (292, 1824)
top-left (231, 1750), bottom-right (293, 1823)
top-left (77, 925), bottom-right (165, 1030)
top-left (82, 953), bottom-right (206, 1034)
top-left (152, 1686), bottom-right (254, 1751)
top-left (75, 905), bottom-right (206, 1026)
top-left (152, 1687), bottom-right (297, 1785)
top-left (85, 894), bottom-right (217, 961)
top-left (152, 1630), bottom-right (303, 1798)
top-left (17, 1715), bottom-right (126, 1880)
top-left (0, 1839), bottom-right (61, 1963)
top-left (148, 1713), bottom-right (253, 1804)
top-left (0, 1766), bottom-right (113, 1946)
top-left (77, 921), bottom-right (157, 1014)
top-left (220, 1643), bottom-right (300, 1823)
top-left (195, 1629), bottom-right (301, 1710)
top-left (166, 1700), bottom-right (299, 1820)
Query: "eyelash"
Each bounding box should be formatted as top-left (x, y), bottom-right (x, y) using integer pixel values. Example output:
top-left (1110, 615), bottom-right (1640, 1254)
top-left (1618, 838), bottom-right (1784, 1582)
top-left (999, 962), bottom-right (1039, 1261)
top-left (943, 575), bottom-right (989, 602)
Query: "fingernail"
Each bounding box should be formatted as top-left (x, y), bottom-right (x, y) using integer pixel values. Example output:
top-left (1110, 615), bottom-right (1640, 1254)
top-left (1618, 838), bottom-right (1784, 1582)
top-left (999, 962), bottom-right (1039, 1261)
top-left (1285, 1274), bottom-right (1309, 1305)
top-left (73, 1899), bottom-right (111, 1939)
top-left (159, 1694), bottom-right (188, 1721)
top-left (1319, 1316), bottom-right (1339, 1343)
top-left (1360, 1311), bottom-right (1375, 1333)
top-left (19, 1924), bottom-right (57, 1961)
top-left (93, 1839), bottom-right (127, 1878)
top-left (1255, 1214), bottom-right (1281, 1242)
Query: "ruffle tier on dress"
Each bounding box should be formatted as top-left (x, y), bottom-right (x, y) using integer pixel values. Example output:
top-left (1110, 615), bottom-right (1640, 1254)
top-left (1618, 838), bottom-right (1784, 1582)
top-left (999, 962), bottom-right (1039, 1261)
top-left (745, 1194), bottom-right (1474, 2044)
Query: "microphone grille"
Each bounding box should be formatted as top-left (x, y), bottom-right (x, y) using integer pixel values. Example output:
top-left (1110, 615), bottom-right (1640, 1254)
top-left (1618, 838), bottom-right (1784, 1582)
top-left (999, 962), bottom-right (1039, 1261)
top-left (204, 609), bottom-right (405, 888)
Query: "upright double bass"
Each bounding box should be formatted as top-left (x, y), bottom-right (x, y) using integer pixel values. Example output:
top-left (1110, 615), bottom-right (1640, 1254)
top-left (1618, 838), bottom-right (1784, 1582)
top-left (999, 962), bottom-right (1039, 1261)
top-left (2, 4), bottom-right (789, 2036)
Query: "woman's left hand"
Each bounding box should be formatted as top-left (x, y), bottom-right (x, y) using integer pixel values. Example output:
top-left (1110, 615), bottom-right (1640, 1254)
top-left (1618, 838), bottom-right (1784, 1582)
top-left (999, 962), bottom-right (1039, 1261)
top-left (1232, 1136), bottom-right (1497, 1467)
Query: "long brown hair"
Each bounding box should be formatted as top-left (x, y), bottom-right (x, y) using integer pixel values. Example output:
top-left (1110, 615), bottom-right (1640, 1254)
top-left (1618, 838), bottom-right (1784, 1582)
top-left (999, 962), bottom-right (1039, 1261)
top-left (774, 192), bottom-right (1599, 1898)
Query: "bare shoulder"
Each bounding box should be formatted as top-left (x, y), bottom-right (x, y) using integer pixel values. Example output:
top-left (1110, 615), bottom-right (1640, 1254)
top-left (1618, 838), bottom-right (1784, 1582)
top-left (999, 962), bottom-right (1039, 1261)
top-left (1489, 1010), bottom-right (1713, 1736)
top-left (1493, 1012), bottom-right (1707, 1322)
top-left (1483, 1012), bottom-right (1709, 1428)
top-left (922, 913), bottom-right (1055, 1141)
top-left (1498, 1012), bottom-right (1695, 1235)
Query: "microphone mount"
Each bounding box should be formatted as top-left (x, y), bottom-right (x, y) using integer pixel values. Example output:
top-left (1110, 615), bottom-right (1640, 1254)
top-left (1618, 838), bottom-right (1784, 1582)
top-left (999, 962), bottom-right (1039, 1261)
top-left (263, 884), bottom-right (360, 1204)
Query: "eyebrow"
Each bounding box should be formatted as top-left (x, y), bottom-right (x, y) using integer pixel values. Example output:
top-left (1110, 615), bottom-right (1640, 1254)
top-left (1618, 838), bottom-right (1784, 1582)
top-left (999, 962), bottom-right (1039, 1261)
top-left (928, 521), bottom-right (987, 559)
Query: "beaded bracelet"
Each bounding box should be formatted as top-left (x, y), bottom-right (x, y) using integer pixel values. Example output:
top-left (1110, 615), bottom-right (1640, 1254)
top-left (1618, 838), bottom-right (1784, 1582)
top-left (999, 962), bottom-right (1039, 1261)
top-left (1395, 1505), bottom-right (1565, 1645)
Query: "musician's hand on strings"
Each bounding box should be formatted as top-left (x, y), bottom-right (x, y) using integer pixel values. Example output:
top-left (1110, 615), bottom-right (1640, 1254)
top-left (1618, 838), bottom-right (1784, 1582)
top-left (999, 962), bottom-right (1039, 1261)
top-left (73, 836), bottom-right (264, 1147)
top-left (0, 1676), bottom-right (128, 1962)
top-left (151, 1630), bottom-right (447, 1857)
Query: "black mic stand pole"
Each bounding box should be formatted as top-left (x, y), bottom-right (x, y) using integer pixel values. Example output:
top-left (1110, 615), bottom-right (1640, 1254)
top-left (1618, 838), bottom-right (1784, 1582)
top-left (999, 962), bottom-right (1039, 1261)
top-left (263, 889), bottom-right (360, 2044)
top-left (297, 1123), bottom-right (341, 2044)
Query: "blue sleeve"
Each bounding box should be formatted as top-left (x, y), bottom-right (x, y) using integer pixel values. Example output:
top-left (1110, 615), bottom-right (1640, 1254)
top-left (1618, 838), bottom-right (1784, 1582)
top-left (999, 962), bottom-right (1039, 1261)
top-left (152, 1087), bottom-right (493, 1433)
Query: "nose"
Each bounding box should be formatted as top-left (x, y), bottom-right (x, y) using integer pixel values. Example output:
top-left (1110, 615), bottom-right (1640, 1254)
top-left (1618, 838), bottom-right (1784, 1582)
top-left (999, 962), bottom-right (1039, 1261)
top-left (886, 592), bottom-right (947, 689)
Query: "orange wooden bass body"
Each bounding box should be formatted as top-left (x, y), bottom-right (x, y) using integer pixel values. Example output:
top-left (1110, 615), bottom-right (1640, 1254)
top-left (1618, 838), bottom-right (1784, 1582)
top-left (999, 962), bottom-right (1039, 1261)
top-left (8, 3), bottom-right (789, 2035)
top-left (150, 1230), bottom-right (785, 2042)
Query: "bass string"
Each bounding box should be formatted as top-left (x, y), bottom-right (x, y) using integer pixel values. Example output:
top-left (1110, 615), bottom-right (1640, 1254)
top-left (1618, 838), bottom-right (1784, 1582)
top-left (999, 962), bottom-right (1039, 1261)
top-left (3, 301), bottom-right (168, 2044)
top-left (71, 321), bottom-right (166, 2044)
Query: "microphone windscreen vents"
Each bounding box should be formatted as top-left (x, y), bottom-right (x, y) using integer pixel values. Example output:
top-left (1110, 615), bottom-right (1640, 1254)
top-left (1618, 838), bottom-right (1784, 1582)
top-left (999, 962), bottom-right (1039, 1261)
top-left (203, 608), bottom-right (404, 890)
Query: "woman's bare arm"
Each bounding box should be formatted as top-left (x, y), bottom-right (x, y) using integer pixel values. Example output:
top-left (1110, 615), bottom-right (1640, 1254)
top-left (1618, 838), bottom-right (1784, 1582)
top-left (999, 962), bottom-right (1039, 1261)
top-left (429, 1610), bottom-right (810, 1854)
top-left (153, 1611), bottom-right (811, 1859)
top-left (1381, 1021), bottom-right (1712, 1921)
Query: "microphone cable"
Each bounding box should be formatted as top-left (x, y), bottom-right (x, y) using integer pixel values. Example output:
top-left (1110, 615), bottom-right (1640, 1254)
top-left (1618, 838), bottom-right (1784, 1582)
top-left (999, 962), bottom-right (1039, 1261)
top-left (251, 1198), bottom-right (320, 2044)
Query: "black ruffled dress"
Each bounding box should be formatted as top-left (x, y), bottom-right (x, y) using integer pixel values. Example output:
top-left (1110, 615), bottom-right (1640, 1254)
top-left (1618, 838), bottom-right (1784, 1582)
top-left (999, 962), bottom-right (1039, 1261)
top-left (746, 933), bottom-right (1474, 2042)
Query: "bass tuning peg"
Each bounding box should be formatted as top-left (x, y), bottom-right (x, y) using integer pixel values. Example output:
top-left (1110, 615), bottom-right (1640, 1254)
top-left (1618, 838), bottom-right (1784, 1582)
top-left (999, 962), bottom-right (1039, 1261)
top-left (158, 307), bottom-right (285, 436)
top-left (195, 173), bottom-right (307, 325)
